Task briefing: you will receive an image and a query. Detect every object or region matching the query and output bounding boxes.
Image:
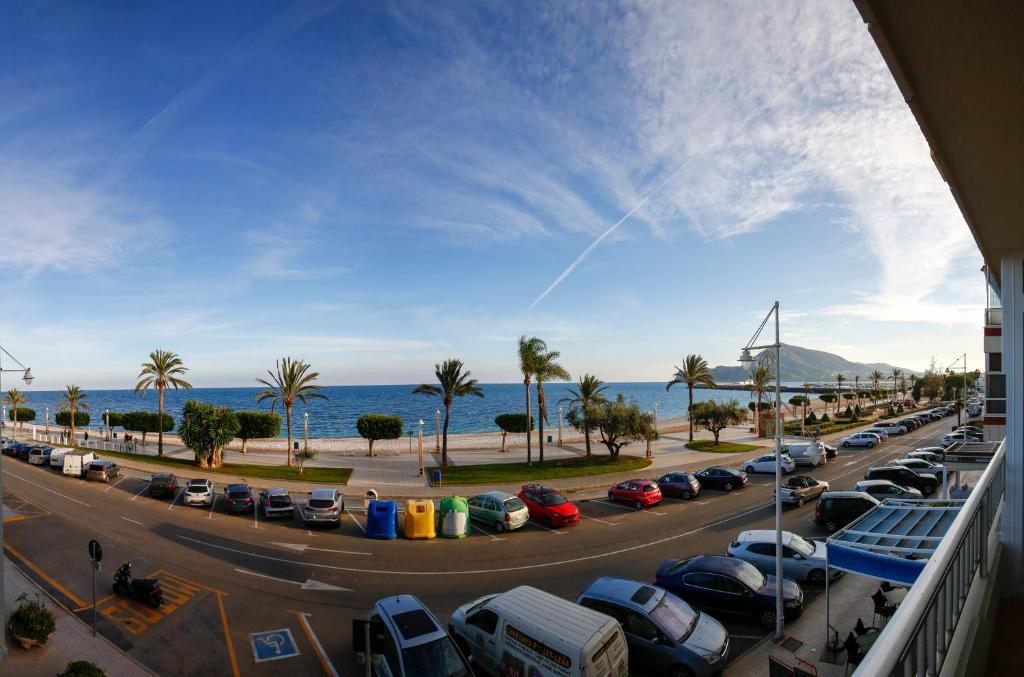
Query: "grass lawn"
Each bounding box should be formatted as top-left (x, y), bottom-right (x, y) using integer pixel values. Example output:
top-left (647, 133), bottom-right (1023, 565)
top-left (90, 447), bottom-right (353, 484)
top-left (428, 454), bottom-right (651, 485)
top-left (685, 440), bottom-right (759, 453)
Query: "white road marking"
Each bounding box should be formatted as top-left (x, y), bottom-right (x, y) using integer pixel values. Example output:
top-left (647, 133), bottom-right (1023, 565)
top-left (593, 498), bottom-right (666, 514)
top-left (843, 461), bottom-right (857, 467)
top-left (207, 495), bottom-right (218, 520)
top-left (270, 542), bottom-right (372, 556)
top-left (104, 476), bottom-right (126, 492)
top-left (345, 508), bottom-right (366, 534)
top-left (578, 513), bottom-right (620, 526)
top-left (5, 471), bottom-right (91, 507)
top-left (167, 489), bottom-right (184, 510)
top-left (527, 520), bottom-right (566, 534)
top-left (131, 484), bottom-right (149, 501)
top-left (294, 611), bottom-right (340, 677)
top-left (468, 523), bottom-right (506, 541)
top-left (120, 516), bottom-right (143, 526)
top-left (233, 568), bottom-right (351, 592)
top-left (253, 503), bottom-right (260, 529)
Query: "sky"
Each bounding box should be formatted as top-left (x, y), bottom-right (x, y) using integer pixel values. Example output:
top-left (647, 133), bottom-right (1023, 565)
top-left (0, 0), bottom-right (984, 390)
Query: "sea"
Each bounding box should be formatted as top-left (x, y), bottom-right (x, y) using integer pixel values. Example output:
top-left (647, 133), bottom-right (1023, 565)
top-left (10, 382), bottom-right (821, 439)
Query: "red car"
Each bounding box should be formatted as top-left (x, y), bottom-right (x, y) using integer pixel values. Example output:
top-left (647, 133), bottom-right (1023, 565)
top-left (518, 484), bottom-right (580, 528)
top-left (607, 479), bottom-right (662, 509)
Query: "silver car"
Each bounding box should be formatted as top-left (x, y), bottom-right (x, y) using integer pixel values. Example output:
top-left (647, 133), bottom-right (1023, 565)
top-left (184, 478), bottom-right (214, 506)
top-left (300, 488), bottom-right (344, 526)
top-left (467, 491), bottom-right (530, 533)
top-left (260, 487), bottom-right (295, 519)
top-left (840, 432), bottom-right (881, 448)
top-left (727, 529), bottom-right (840, 585)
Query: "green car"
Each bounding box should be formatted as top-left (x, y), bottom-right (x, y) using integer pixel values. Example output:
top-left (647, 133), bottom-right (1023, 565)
top-left (467, 491), bottom-right (530, 533)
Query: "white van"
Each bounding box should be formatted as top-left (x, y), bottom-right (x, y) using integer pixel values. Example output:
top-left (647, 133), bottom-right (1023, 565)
top-left (451, 586), bottom-right (628, 677)
top-left (62, 451), bottom-right (96, 478)
top-left (49, 448), bottom-right (72, 470)
top-left (783, 442), bottom-right (825, 468)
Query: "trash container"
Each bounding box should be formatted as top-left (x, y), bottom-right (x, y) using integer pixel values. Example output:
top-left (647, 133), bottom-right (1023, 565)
top-left (439, 496), bottom-right (470, 538)
top-left (366, 500), bottom-right (398, 540)
top-left (431, 469), bottom-right (442, 487)
top-left (404, 499), bottom-right (436, 539)
top-left (547, 435), bottom-right (552, 443)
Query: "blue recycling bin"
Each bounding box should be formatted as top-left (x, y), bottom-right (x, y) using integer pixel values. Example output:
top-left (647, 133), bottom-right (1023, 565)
top-left (366, 500), bottom-right (398, 540)
top-left (431, 469), bottom-right (442, 487)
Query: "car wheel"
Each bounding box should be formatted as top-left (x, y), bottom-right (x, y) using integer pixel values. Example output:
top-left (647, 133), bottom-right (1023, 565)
top-left (868, 441), bottom-right (875, 448)
top-left (494, 521), bottom-right (505, 534)
top-left (922, 484), bottom-right (934, 496)
top-left (608, 491), bottom-right (615, 501)
top-left (724, 482), bottom-right (734, 492)
top-left (797, 497), bottom-right (806, 507)
top-left (745, 465), bottom-right (755, 474)
top-left (634, 500), bottom-right (643, 510)
top-left (808, 569), bottom-right (827, 586)
top-left (758, 609), bottom-right (777, 629)
top-left (824, 520), bottom-right (838, 533)
top-left (681, 490), bottom-right (692, 500)
top-left (670, 665), bottom-right (695, 677)
top-left (545, 514), bottom-right (555, 528)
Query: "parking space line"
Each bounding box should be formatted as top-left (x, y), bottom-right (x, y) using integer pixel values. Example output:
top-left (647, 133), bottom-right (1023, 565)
top-left (471, 522), bottom-right (506, 541)
top-left (290, 611), bottom-right (339, 677)
top-left (121, 516), bottom-right (143, 526)
top-left (132, 484), bottom-right (149, 501)
top-left (216, 592), bottom-right (241, 677)
top-left (591, 499), bottom-right (666, 516)
top-left (578, 513), bottom-right (620, 526)
top-left (527, 520), bottom-right (565, 534)
top-left (4, 542), bottom-right (88, 609)
top-left (5, 471), bottom-right (91, 507)
top-left (207, 495), bottom-right (219, 520)
top-left (104, 476), bottom-right (127, 492)
top-left (168, 489), bottom-right (184, 510)
top-left (345, 508), bottom-right (366, 534)
top-left (254, 503), bottom-right (260, 529)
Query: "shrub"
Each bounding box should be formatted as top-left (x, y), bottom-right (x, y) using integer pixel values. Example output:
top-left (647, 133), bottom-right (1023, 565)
top-left (356, 413), bottom-right (404, 457)
top-left (235, 411), bottom-right (282, 453)
top-left (105, 412), bottom-right (124, 427)
top-left (59, 661), bottom-right (106, 677)
top-left (9, 593), bottom-right (56, 645)
top-left (8, 406), bottom-right (35, 423)
top-left (804, 411), bottom-right (818, 424)
top-left (820, 413), bottom-right (831, 423)
top-left (494, 413), bottom-right (534, 452)
top-left (55, 410), bottom-right (91, 427)
top-left (122, 411), bottom-right (174, 443)
top-left (854, 404), bottom-right (862, 416)
top-left (843, 405), bottom-right (854, 418)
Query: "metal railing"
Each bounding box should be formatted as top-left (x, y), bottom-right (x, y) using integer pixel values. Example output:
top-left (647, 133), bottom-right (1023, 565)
top-left (854, 438), bottom-right (1005, 676)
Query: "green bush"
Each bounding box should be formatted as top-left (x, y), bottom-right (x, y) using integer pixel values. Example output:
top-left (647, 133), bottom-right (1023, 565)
top-left (843, 405), bottom-right (854, 418)
top-left (59, 661), bottom-right (106, 677)
top-left (105, 412), bottom-right (124, 427)
top-left (820, 413), bottom-right (831, 423)
top-left (356, 413), bottom-right (404, 456)
top-left (122, 411), bottom-right (174, 442)
top-left (494, 413), bottom-right (533, 434)
top-left (235, 411), bottom-right (282, 453)
top-left (9, 593), bottom-right (56, 644)
top-left (55, 410), bottom-right (91, 427)
top-left (804, 411), bottom-right (818, 424)
top-left (8, 406), bottom-right (35, 423)
top-left (854, 404), bottom-right (862, 416)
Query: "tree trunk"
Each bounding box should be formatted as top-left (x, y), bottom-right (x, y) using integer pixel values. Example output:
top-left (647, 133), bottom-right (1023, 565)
top-left (286, 406), bottom-right (293, 467)
top-left (70, 406), bottom-right (76, 448)
top-left (537, 384), bottom-right (545, 463)
top-left (158, 386), bottom-right (165, 456)
top-left (524, 380), bottom-right (532, 465)
top-left (713, 427), bottom-right (721, 444)
top-left (500, 431), bottom-right (507, 453)
top-left (754, 400), bottom-right (760, 436)
top-left (687, 383), bottom-right (695, 442)
top-left (241, 438), bottom-right (248, 454)
top-left (442, 404), bottom-right (451, 466)
top-left (368, 439), bottom-right (374, 457)
top-left (584, 419), bottom-right (591, 458)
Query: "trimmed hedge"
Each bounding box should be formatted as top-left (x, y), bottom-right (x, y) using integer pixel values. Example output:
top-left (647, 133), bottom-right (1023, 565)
top-left (55, 410), bottom-right (91, 427)
top-left (235, 411), bottom-right (282, 453)
top-left (8, 406), bottom-right (35, 423)
top-left (356, 413), bottom-right (404, 456)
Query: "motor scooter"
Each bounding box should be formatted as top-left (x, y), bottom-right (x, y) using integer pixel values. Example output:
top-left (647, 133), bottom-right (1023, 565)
top-left (113, 561), bottom-right (163, 607)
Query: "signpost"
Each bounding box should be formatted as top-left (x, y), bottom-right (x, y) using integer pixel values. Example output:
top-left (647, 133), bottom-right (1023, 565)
top-left (88, 539), bottom-right (103, 636)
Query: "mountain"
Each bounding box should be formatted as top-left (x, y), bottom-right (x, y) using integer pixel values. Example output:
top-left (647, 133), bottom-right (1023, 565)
top-left (708, 344), bottom-right (922, 383)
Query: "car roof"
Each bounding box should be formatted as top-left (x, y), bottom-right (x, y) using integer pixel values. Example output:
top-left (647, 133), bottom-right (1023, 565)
top-left (310, 488), bottom-right (337, 499)
top-left (624, 478), bottom-right (655, 484)
top-left (820, 490), bottom-right (880, 502)
top-left (264, 487), bottom-right (289, 496)
top-left (187, 477), bottom-right (211, 485)
top-left (679, 554), bottom-right (754, 576)
top-left (580, 577), bottom-right (666, 614)
top-left (734, 529), bottom-right (800, 546)
top-left (375, 595), bottom-right (447, 649)
top-left (522, 483), bottom-right (558, 493)
top-left (227, 483), bottom-right (250, 491)
top-left (474, 491), bottom-right (516, 501)
top-left (152, 472), bottom-right (175, 479)
top-left (853, 479), bottom-right (896, 488)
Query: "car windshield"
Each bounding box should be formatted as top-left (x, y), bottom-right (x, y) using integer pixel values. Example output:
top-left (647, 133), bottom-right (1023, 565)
top-left (649, 594), bottom-right (699, 642)
top-left (788, 534), bottom-right (815, 557)
top-left (269, 495), bottom-right (292, 507)
top-left (228, 490), bottom-right (250, 499)
top-left (542, 493), bottom-right (567, 506)
top-left (502, 497), bottom-right (526, 512)
top-left (308, 498), bottom-right (335, 508)
top-left (187, 485), bottom-right (208, 493)
top-left (400, 637), bottom-right (469, 677)
top-left (735, 561), bottom-right (767, 590)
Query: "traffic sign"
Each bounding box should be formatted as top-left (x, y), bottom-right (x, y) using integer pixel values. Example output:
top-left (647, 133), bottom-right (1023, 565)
top-left (88, 539), bottom-right (103, 563)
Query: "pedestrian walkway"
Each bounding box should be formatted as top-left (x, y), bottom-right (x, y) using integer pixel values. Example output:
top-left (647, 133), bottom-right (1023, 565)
top-left (3, 556), bottom-right (156, 676)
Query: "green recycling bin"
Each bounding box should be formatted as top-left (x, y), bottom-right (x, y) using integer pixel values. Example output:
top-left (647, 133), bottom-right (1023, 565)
top-left (438, 496), bottom-right (470, 538)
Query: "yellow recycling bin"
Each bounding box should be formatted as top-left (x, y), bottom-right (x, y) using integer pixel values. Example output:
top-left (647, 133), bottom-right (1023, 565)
top-left (404, 499), bottom-right (436, 539)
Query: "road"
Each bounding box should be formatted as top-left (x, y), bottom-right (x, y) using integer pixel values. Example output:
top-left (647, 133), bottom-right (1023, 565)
top-left (2, 421), bottom-right (956, 676)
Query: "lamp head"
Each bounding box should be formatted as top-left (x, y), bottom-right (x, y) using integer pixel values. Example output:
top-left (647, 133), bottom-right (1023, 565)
top-left (22, 368), bottom-right (33, 385)
top-left (738, 349), bottom-right (753, 366)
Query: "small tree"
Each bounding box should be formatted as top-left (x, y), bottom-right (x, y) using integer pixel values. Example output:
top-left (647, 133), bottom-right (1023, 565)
top-left (818, 393), bottom-right (837, 415)
top-left (690, 399), bottom-right (747, 445)
top-left (356, 413), bottom-right (404, 457)
top-left (178, 400), bottom-right (239, 468)
top-left (494, 413), bottom-right (533, 452)
top-left (820, 413), bottom-right (831, 423)
top-left (805, 411), bottom-right (818, 424)
top-left (293, 447), bottom-right (317, 475)
top-left (789, 395), bottom-right (809, 434)
top-left (843, 404), bottom-right (854, 419)
top-left (55, 411), bottom-right (91, 427)
top-left (106, 412), bottom-right (124, 428)
top-left (235, 411), bottom-right (282, 453)
top-left (8, 406), bottom-right (36, 430)
top-left (587, 394), bottom-right (657, 459)
top-left (122, 411), bottom-right (173, 444)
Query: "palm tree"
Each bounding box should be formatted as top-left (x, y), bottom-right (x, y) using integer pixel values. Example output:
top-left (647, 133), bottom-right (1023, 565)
top-left (835, 374), bottom-right (845, 414)
top-left (666, 354), bottom-right (716, 441)
top-left (518, 336), bottom-right (546, 465)
top-left (869, 370), bottom-right (884, 404)
top-left (135, 349), bottom-right (192, 456)
top-left (898, 374), bottom-right (909, 406)
top-left (750, 364), bottom-right (770, 435)
top-left (853, 375), bottom-right (861, 410)
top-left (412, 358), bottom-right (484, 466)
top-left (562, 375), bottom-right (608, 458)
top-left (534, 348), bottom-right (571, 463)
top-left (4, 388), bottom-right (27, 432)
top-left (61, 385), bottom-right (89, 446)
top-left (891, 369), bottom-right (903, 405)
top-left (256, 358), bottom-right (327, 468)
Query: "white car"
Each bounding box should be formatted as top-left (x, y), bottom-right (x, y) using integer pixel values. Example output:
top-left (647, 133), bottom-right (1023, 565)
top-left (863, 427), bottom-right (890, 440)
top-left (941, 433), bottom-right (972, 447)
top-left (840, 432), bottom-right (881, 448)
top-left (727, 530), bottom-right (840, 584)
top-left (885, 458), bottom-right (946, 477)
top-left (906, 449), bottom-right (944, 463)
top-left (873, 422), bottom-right (906, 435)
top-left (184, 478), bottom-right (214, 506)
top-left (743, 453), bottom-right (796, 474)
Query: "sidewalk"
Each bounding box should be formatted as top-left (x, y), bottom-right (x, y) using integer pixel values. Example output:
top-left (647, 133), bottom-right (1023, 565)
top-left (3, 556), bottom-right (156, 676)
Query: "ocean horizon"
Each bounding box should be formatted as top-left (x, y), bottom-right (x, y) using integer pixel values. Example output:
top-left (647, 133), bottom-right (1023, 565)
top-left (8, 382), bottom-right (822, 439)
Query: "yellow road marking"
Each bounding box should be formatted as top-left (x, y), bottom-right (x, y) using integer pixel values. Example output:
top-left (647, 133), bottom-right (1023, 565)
top-left (3, 543), bottom-right (88, 609)
top-left (217, 592), bottom-right (241, 677)
top-left (290, 610), bottom-right (338, 677)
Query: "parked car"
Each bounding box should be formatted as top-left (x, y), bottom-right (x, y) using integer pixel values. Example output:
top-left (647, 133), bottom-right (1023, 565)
top-left (577, 577), bottom-right (729, 677)
top-left (777, 475), bottom-right (829, 506)
top-left (260, 488), bottom-right (295, 519)
top-left (812, 491), bottom-right (880, 532)
top-left (62, 451), bottom-right (96, 477)
top-left (451, 586), bottom-right (628, 677)
top-left (886, 458), bottom-right (946, 477)
top-left (852, 479), bottom-right (923, 500)
top-left (146, 472), bottom-right (177, 498)
top-left (864, 466), bottom-right (938, 496)
top-left (27, 446), bottom-right (53, 466)
top-left (694, 467), bottom-right (748, 492)
top-left (16, 444), bottom-right (35, 461)
top-left (655, 472), bottom-right (701, 500)
top-left (743, 453), bottom-right (795, 475)
top-left (727, 530), bottom-right (839, 585)
top-left (897, 418), bottom-right (921, 431)
top-left (839, 432), bottom-right (881, 448)
top-left (953, 426), bottom-right (984, 441)
top-left (873, 422), bottom-right (907, 435)
top-left (468, 491), bottom-right (530, 533)
top-left (783, 442), bottom-right (826, 467)
top-left (360, 595), bottom-right (472, 677)
top-left (907, 448), bottom-right (946, 463)
top-left (941, 432), bottom-right (973, 447)
top-left (299, 487), bottom-right (343, 526)
top-left (821, 443), bottom-right (838, 459)
top-left (86, 460), bottom-right (119, 482)
top-left (654, 555), bottom-right (803, 628)
top-left (863, 427), bottom-right (890, 440)
top-left (607, 479), bottom-right (663, 509)
top-left (49, 447), bottom-right (70, 470)
top-left (224, 483), bottom-right (255, 514)
top-left (184, 478), bottom-right (214, 507)
top-left (518, 483), bottom-right (580, 528)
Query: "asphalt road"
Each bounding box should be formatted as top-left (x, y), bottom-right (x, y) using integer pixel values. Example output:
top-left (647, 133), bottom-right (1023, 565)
top-left (1, 420), bottom-right (958, 676)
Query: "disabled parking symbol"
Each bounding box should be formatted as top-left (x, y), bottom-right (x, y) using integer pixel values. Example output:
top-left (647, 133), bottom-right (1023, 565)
top-left (250, 628), bottom-right (300, 663)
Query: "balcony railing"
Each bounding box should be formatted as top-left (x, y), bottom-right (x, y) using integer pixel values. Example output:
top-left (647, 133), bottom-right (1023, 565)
top-left (985, 307), bottom-right (1002, 326)
top-left (854, 439), bottom-right (1005, 676)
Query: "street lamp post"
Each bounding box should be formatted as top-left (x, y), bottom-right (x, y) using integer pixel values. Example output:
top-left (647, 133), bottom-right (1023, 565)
top-left (417, 419), bottom-right (424, 478)
top-left (45, 406), bottom-right (50, 437)
top-left (948, 353), bottom-right (969, 427)
top-left (104, 409), bottom-right (109, 441)
top-left (739, 302), bottom-right (785, 641)
top-left (303, 412), bottom-right (309, 453)
top-left (0, 341), bottom-right (35, 662)
top-left (435, 409), bottom-right (441, 453)
top-left (557, 404), bottom-right (563, 446)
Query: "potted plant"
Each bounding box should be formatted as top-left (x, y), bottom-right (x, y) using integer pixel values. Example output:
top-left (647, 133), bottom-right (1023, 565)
top-left (60, 660), bottom-right (107, 677)
top-left (8, 593), bottom-right (56, 649)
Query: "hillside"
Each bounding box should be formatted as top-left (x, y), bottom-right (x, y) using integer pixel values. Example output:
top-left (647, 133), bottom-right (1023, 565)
top-left (709, 344), bottom-right (921, 383)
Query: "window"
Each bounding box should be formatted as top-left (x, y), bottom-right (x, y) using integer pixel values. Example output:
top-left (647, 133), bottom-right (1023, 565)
top-left (649, 594), bottom-right (697, 643)
top-left (746, 543), bottom-right (774, 556)
top-left (579, 598), bottom-right (626, 623)
top-left (987, 399), bottom-right (1006, 414)
top-left (622, 610), bottom-right (661, 641)
top-left (468, 498), bottom-right (479, 507)
top-left (467, 609), bottom-right (498, 634)
top-left (987, 374), bottom-right (1006, 399)
top-left (682, 573), bottom-right (716, 589)
top-left (712, 576), bottom-right (746, 595)
top-left (503, 497), bottom-right (526, 512)
top-left (990, 352), bottom-right (1002, 372)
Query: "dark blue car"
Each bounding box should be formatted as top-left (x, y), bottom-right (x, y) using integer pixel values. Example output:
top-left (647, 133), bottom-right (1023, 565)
top-left (655, 555), bottom-right (803, 629)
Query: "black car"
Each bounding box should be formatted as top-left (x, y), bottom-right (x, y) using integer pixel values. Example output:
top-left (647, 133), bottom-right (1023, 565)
top-left (655, 471), bottom-right (701, 500)
top-left (148, 473), bottom-right (178, 499)
top-left (813, 491), bottom-right (880, 532)
top-left (225, 483), bottom-right (255, 513)
top-left (655, 554), bottom-right (803, 628)
top-left (864, 466), bottom-right (939, 496)
top-left (897, 418), bottom-right (920, 431)
top-left (694, 467), bottom-right (748, 492)
top-left (16, 444), bottom-right (37, 461)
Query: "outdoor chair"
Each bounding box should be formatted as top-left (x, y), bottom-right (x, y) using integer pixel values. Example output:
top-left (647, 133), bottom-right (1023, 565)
top-left (843, 632), bottom-right (864, 675)
top-left (872, 589), bottom-right (897, 626)
top-left (854, 618), bottom-right (878, 636)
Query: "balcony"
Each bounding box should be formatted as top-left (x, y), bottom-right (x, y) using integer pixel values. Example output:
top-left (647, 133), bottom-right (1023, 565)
top-left (985, 307), bottom-right (1002, 326)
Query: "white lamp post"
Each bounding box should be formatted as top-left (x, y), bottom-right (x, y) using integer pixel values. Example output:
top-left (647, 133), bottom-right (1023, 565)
top-left (303, 412), bottom-right (309, 452)
top-left (417, 419), bottom-right (425, 477)
top-left (739, 302), bottom-right (785, 641)
top-left (557, 404), bottom-right (563, 446)
top-left (45, 406), bottom-right (50, 437)
top-left (435, 409), bottom-right (441, 453)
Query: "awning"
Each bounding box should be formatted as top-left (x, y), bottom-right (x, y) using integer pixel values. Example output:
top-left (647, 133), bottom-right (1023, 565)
top-left (826, 499), bottom-right (964, 585)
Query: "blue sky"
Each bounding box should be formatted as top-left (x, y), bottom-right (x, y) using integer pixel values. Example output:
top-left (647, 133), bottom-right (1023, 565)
top-left (1, 1), bottom-right (983, 390)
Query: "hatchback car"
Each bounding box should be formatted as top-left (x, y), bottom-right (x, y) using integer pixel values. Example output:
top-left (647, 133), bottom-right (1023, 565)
top-left (813, 491), bottom-right (880, 532)
top-left (27, 446), bottom-right (53, 465)
top-left (299, 487), bottom-right (343, 526)
top-left (852, 479), bottom-right (923, 500)
top-left (864, 466), bottom-right (939, 496)
top-left (361, 595), bottom-right (471, 677)
top-left (607, 479), bottom-right (662, 509)
top-left (225, 483), bottom-right (255, 513)
top-left (885, 458), bottom-right (945, 477)
top-left (840, 432), bottom-right (881, 448)
top-left (907, 448), bottom-right (945, 463)
top-left (260, 487), bottom-right (296, 519)
top-left (743, 454), bottom-right (795, 475)
top-left (518, 483), bottom-right (580, 528)
top-left (694, 467), bottom-right (748, 492)
top-left (897, 418), bottom-right (921, 431)
top-left (863, 427), bottom-right (890, 440)
top-left (148, 472), bottom-right (178, 499)
top-left (184, 478), bottom-right (215, 506)
top-left (727, 530), bottom-right (839, 585)
top-left (656, 472), bottom-right (701, 500)
top-left (577, 577), bottom-right (729, 677)
top-left (941, 432), bottom-right (973, 447)
top-left (86, 460), bottom-right (119, 482)
top-left (467, 491), bottom-right (529, 533)
top-left (655, 555), bottom-right (803, 628)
